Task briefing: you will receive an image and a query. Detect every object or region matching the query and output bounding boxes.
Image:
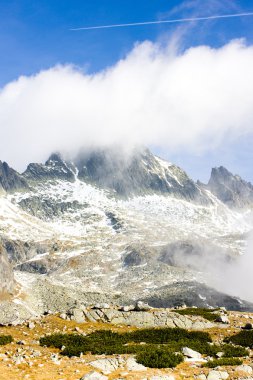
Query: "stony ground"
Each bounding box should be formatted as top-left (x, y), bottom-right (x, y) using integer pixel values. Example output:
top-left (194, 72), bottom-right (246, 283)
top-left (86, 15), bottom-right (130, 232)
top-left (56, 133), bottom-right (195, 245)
top-left (0, 312), bottom-right (253, 380)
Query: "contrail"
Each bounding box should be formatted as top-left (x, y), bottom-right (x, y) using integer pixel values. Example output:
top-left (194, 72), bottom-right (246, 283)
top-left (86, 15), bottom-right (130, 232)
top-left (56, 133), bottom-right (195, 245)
top-left (70, 12), bottom-right (253, 31)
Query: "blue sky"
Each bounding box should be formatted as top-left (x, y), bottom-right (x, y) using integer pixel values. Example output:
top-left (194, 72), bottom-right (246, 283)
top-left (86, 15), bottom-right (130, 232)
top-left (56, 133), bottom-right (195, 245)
top-left (1, 0), bottom-right (253, 182)
top-left (1, 0), bottom-right (253, 86)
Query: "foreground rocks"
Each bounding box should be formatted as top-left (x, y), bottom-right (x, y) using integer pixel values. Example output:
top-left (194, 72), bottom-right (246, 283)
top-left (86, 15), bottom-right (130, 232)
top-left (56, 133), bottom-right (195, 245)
top-left (0, 312), bottom-right (253, 380)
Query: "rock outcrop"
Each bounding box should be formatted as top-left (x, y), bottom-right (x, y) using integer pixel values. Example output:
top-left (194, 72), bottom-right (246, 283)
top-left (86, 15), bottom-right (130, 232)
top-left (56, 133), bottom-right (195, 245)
top-left (67, 306), bottom-right (215, 329)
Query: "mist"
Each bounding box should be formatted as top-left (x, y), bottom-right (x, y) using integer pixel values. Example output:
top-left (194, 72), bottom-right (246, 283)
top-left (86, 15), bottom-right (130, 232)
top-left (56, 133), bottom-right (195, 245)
top-left (163, 235), bottom-right (253, 303)
top-left (213, 232), bottom-right (253, 303)
top-left (1, 38), bottom-right (253, 171)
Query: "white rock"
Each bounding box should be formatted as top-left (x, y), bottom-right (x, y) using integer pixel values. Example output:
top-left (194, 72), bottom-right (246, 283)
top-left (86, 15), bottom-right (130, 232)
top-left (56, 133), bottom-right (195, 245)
top-left (126, 357), bottom-right (147, 371)
top-left (80, 372), bottom-right (108, 380)
top-left (93, 303), bottom-right (110, 309)
top-left (13, 355), bottom-right (25, 365)
top-left (215, 315), bottom-right (229, 324)
top-left (197, 375), bottom-right (207, 380)
top-left (119, 305), bottom-right (135, 312)
top-left (135, 301), bottom-right (152, 311)
top-left (207, 370), bottom-right (229, 380)
top-left (89, 358), bottom-right (122, 374)
top-left (182, 347), bottom-right (202, 359)
top-left (50, 353), bottom-right (61, 365)
top-left (28, 321), bottom-right (35, 329)
top-left (236, 364), bottom-right (253, 374)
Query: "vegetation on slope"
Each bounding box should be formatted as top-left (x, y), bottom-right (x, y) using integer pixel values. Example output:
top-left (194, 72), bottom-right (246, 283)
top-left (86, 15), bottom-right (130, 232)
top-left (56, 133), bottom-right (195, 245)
top-left (40, 327), bottom-right (249, 368)
top-left (224, 330), bottom-right (253, 348)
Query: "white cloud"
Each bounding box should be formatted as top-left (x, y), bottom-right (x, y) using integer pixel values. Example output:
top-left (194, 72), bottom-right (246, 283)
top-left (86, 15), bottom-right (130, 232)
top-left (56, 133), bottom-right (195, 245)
top-left (1, 38), bottom-right (253, 171)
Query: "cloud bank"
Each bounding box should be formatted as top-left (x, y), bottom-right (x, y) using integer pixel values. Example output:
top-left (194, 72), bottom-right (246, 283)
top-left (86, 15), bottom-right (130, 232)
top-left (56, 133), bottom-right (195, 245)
top-left (1, 38), bottom-right (253, 170)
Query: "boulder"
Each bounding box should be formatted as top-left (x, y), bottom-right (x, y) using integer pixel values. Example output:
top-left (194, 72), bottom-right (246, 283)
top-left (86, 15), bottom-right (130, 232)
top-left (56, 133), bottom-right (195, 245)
top-left (135, 301), bottom-right (152, 311)
top-left (236, 364), bottom-right (253, 374)
top-left (126, 357), bottom-right (147, 371)
top-left (182, 347), bottom-right (202, 359)
top-left (242, 323), bottom-right (253, 330)
top-left (89, 358), bottom-right (123, 374)
top-left (70, 307), bottom-right (86, 323)
top-left (207, 370), bottom-right (229, 380)
top-left (119, 305), bottom-right (135, 312)
top-left (215, 315), bottom-right (229, 324)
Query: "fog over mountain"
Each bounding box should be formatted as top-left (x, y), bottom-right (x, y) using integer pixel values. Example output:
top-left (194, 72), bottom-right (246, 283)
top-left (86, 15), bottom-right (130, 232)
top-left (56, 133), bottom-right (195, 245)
top-left (1, 39), bottom-right (253, 178)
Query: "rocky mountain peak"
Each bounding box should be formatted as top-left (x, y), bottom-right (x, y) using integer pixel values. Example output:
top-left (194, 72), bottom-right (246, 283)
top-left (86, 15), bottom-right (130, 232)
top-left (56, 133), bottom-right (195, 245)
top-left (207, 166), bottom-right (253, 208)
top-left (24, 153), bottom-right (75, 182)
top-left (45, 152), bottom-right (64, 166)
top-left (75, 146), bottom-right (210, 202)
top-left (0, 161), bottom-right (28, 192)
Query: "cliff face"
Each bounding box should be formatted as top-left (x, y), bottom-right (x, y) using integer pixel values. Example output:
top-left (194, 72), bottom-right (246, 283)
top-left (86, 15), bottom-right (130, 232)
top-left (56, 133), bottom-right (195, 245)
top-left (0, 244), bottom-right (15, 296)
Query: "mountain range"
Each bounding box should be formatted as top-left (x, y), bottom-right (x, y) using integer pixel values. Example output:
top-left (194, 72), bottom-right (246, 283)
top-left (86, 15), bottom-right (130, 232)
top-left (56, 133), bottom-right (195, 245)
top-left (1, 146), bottom-right (253, 323)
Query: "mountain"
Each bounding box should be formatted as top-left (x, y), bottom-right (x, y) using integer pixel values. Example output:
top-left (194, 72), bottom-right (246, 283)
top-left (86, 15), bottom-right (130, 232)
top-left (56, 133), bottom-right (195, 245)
top-left (0, 147), bottom-right (253, 323)
top-left (205, 166), bottom-right (253, 208)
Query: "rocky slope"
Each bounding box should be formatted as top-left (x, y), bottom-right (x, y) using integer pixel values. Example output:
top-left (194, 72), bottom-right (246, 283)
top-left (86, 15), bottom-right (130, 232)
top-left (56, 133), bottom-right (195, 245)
top-left (0, 147), bottom-right (253, 323)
